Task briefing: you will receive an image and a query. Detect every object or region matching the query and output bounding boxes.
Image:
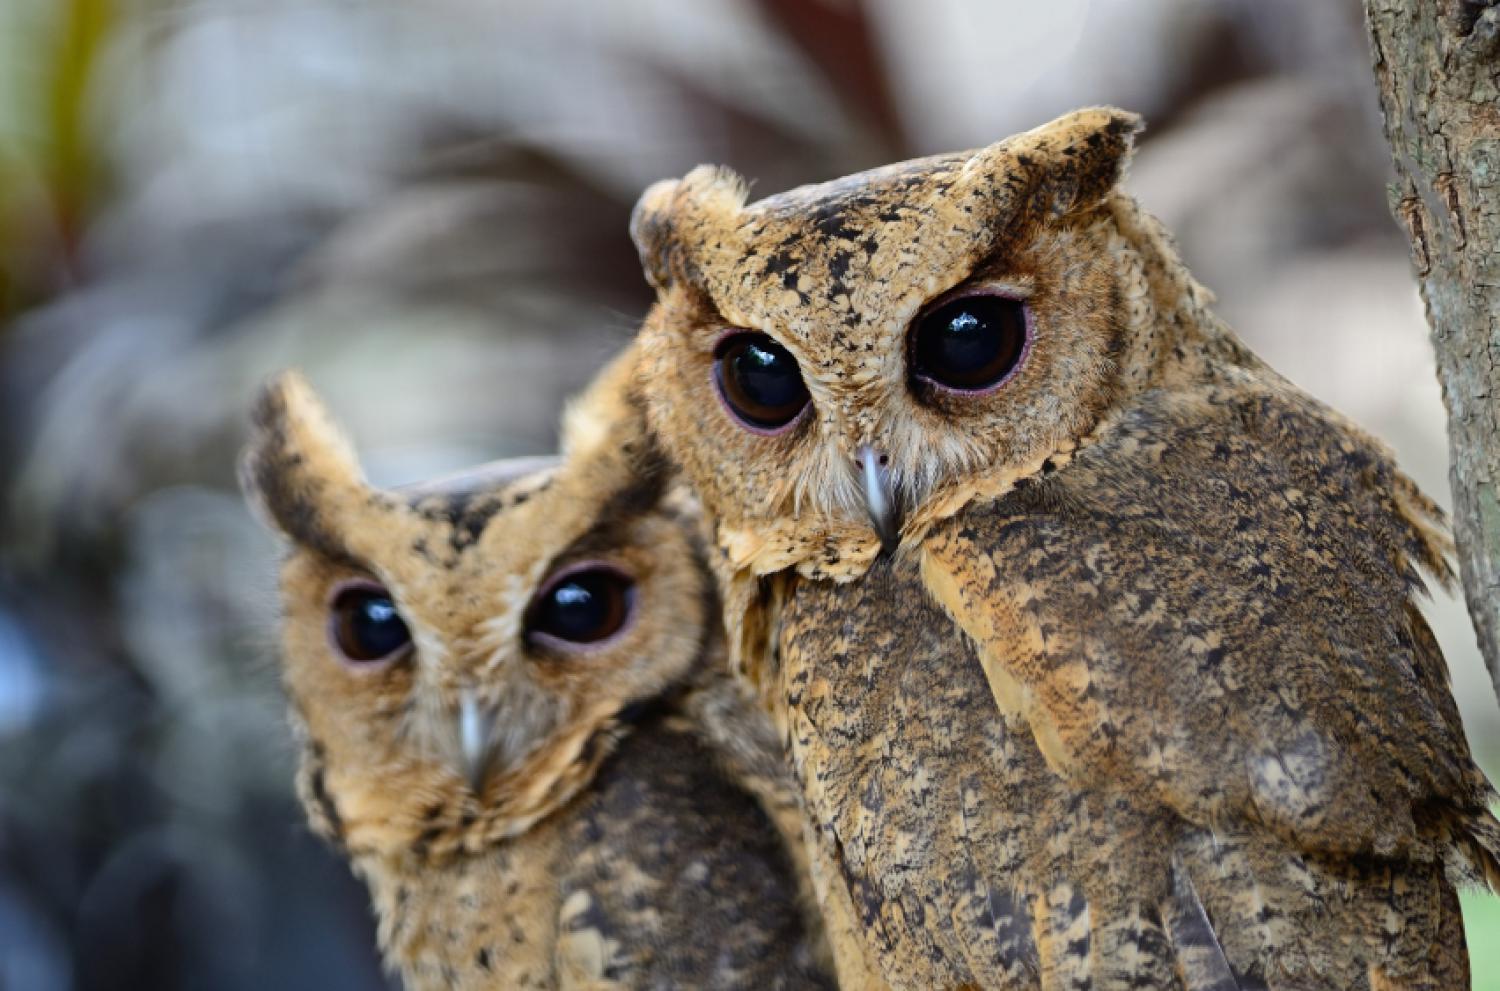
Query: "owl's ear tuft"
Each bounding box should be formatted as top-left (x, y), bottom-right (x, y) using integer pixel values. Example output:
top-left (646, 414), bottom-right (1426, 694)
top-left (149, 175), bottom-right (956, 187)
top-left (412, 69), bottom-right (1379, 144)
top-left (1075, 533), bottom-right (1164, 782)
top-left (240, 371), bottom-right (371, 561)
top-left (560, 343), bottom-right (672, 517)
top-left (970, 106), bottom-right (1143, 222)
top-left (630, 166), bottom-right (749, 290)
top-left (630, 178), bottom-right (682, 290)
top-left (561, 345), bottom-right (640, 462)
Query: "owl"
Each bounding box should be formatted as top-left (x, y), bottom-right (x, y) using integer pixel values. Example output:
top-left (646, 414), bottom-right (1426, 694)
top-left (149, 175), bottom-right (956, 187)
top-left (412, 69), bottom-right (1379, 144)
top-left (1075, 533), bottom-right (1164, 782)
top-left (240, 350), bottom-right (835, 990)
top-left (628, 108), bottom-right (1500, 989)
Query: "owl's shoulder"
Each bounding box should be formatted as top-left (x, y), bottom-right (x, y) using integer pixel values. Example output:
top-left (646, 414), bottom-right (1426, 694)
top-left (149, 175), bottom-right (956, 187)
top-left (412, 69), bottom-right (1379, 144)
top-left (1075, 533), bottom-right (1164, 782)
top-left (923, 374), bottom-right (1488, 854)
top-left (1058, 375), bottom-right (1451, 583)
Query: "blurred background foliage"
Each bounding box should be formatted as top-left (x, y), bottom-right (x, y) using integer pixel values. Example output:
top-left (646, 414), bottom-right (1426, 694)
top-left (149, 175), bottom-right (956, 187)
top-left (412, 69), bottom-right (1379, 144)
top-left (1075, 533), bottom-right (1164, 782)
top-left (0, 1), bottom-right (1496, 988)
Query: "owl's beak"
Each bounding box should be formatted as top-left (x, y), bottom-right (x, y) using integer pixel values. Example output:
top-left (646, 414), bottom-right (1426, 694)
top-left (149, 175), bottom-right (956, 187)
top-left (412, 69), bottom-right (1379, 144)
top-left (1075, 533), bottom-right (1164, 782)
top-left (457, 688), bottom-right (497, 793)
top-left (856, 444), bottom-right (901, 555)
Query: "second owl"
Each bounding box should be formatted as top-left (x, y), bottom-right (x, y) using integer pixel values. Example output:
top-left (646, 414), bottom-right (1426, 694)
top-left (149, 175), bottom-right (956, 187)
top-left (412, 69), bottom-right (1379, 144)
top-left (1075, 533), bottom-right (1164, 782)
top-left (243, 350), bottom-right (835, 990)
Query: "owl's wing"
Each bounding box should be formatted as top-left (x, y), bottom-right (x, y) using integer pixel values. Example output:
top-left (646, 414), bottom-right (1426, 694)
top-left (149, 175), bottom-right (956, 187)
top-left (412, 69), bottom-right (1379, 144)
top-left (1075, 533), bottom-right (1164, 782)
top-left (919, 381), bottom-right (1498, 862)
top-left (556, 724), bottom-right (834, 990)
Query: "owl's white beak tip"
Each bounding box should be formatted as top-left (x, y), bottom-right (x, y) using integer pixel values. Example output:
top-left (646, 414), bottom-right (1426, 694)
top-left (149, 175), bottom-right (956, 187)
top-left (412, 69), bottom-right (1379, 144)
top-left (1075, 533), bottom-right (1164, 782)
top-left (856, 444), bottom-right (900, 555)
top-left (458, 688), bottom-right (497, 794)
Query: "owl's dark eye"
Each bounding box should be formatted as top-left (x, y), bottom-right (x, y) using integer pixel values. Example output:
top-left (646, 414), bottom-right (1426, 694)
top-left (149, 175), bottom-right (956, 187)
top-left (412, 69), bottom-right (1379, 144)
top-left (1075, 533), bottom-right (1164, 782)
top-left (526, 566), bottom-right (635, 648)
top-left (713, 332), bottom-right (810, 432)
top-left (329, 583), bottom-right (411, 665)
top-left (910, 293), bottom-right (1029, 393)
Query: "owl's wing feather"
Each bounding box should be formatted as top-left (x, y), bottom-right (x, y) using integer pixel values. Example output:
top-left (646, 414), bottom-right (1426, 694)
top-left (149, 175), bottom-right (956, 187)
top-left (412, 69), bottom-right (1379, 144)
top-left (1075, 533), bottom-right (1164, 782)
top-left (920, 381), bottom-right (1496, 860)
top-left (948, 792), bottom-right (1041, 984)
top-left (1164, 857), bottom-right (1265, 991)
top-left (915, 381), bottom-right (1496, 985)
top-left (557, 724), bottom-right (835, 990)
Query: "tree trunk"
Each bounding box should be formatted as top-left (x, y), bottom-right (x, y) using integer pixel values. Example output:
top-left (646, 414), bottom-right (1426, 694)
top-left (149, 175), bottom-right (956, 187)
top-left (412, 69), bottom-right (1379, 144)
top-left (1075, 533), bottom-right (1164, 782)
top-left (1365, 0), bottom-right (1500, 701)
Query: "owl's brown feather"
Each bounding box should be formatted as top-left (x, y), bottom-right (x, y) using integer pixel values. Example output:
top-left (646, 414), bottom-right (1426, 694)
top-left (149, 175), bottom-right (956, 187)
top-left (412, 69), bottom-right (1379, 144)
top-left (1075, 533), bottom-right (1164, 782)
top-left (630, 107), bottom-right (1500, 989)
top-left (919, 380), bottom-right (1494, 982)
top-left (922, 382), bottom-right (1479, 856)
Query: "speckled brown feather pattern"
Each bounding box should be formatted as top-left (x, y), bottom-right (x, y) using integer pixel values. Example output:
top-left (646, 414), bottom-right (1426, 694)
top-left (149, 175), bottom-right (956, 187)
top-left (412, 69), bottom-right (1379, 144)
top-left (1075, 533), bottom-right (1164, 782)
top-left (242, 351), bottom-right (833, 990)
top-left (630, 108), bottom-right (1500, 989)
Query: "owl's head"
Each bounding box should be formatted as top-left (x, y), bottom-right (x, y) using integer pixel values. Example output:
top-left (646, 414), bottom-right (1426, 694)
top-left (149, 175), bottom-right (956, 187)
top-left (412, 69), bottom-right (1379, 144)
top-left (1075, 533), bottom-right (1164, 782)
top-left (631, 107), bottom-right (1217, 579)
top-left (242, 351), bottom-right (709, 862)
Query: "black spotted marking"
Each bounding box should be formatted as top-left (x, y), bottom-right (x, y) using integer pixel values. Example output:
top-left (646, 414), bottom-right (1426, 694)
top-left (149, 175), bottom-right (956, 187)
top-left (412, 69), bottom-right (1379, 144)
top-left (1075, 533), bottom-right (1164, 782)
top-left (756, 153), bottom-right (966, 223)
top-left (595, 462), bottom-right (671, 529)
top-left (410, 490), bottom-right (506, 554)
top-left (760, 248), bottom-right (799, 280)
top-left (396, 456), bottom-right (561, 555)
top-left (811, 207), bottom-right (860, 242)
top-left (779, 266), bottom-right (807, 302)
top-left (828, 248), bottom-right (855, 294)
top-left (410, 824), bottom-right (444, 858)
top-left (475, 947), bottom-right (492, 972)
top-left (303, 740), bottom-right (346, 847)
top-left (613, 691), bottom-right (678, 729)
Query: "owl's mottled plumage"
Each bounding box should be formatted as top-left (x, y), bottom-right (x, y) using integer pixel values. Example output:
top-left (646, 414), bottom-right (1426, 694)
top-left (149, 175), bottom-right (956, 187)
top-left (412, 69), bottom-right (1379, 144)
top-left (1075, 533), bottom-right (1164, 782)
top-left (630, 108), bottom-right (1500, 988)
top-left (241, 353), bottom-right (833, 990)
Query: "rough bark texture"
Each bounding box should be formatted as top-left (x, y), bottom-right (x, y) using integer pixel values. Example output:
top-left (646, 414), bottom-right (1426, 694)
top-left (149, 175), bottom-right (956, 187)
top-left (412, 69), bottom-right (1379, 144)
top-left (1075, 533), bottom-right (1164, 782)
top-left (1366, 0), bottom-right (1500, 700)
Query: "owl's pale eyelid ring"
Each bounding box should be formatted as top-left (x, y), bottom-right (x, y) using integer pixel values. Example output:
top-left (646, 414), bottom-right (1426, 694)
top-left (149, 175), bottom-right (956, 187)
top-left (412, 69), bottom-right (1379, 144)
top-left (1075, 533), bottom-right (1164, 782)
top-left (524, 560), bottom-right (640, 655)
top-left (908, 288), bottom-right (1034, 397)
top-left (709, 327), bottom-right (812, 438)
top-left (325, 577), bottom-right (413, 673)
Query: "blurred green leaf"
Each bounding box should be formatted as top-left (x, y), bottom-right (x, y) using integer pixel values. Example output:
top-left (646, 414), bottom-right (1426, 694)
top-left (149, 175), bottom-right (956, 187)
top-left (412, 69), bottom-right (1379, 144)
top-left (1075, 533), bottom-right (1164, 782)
top-left (0, 0), bottom-right (115, 321)
top-left (48, 0), bottom-right (115, 235)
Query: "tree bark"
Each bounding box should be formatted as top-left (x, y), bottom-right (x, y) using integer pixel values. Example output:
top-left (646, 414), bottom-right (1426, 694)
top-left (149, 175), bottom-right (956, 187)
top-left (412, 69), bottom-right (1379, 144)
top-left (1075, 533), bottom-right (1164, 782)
top-left (1365, 0), bottom-right (1500, 701)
